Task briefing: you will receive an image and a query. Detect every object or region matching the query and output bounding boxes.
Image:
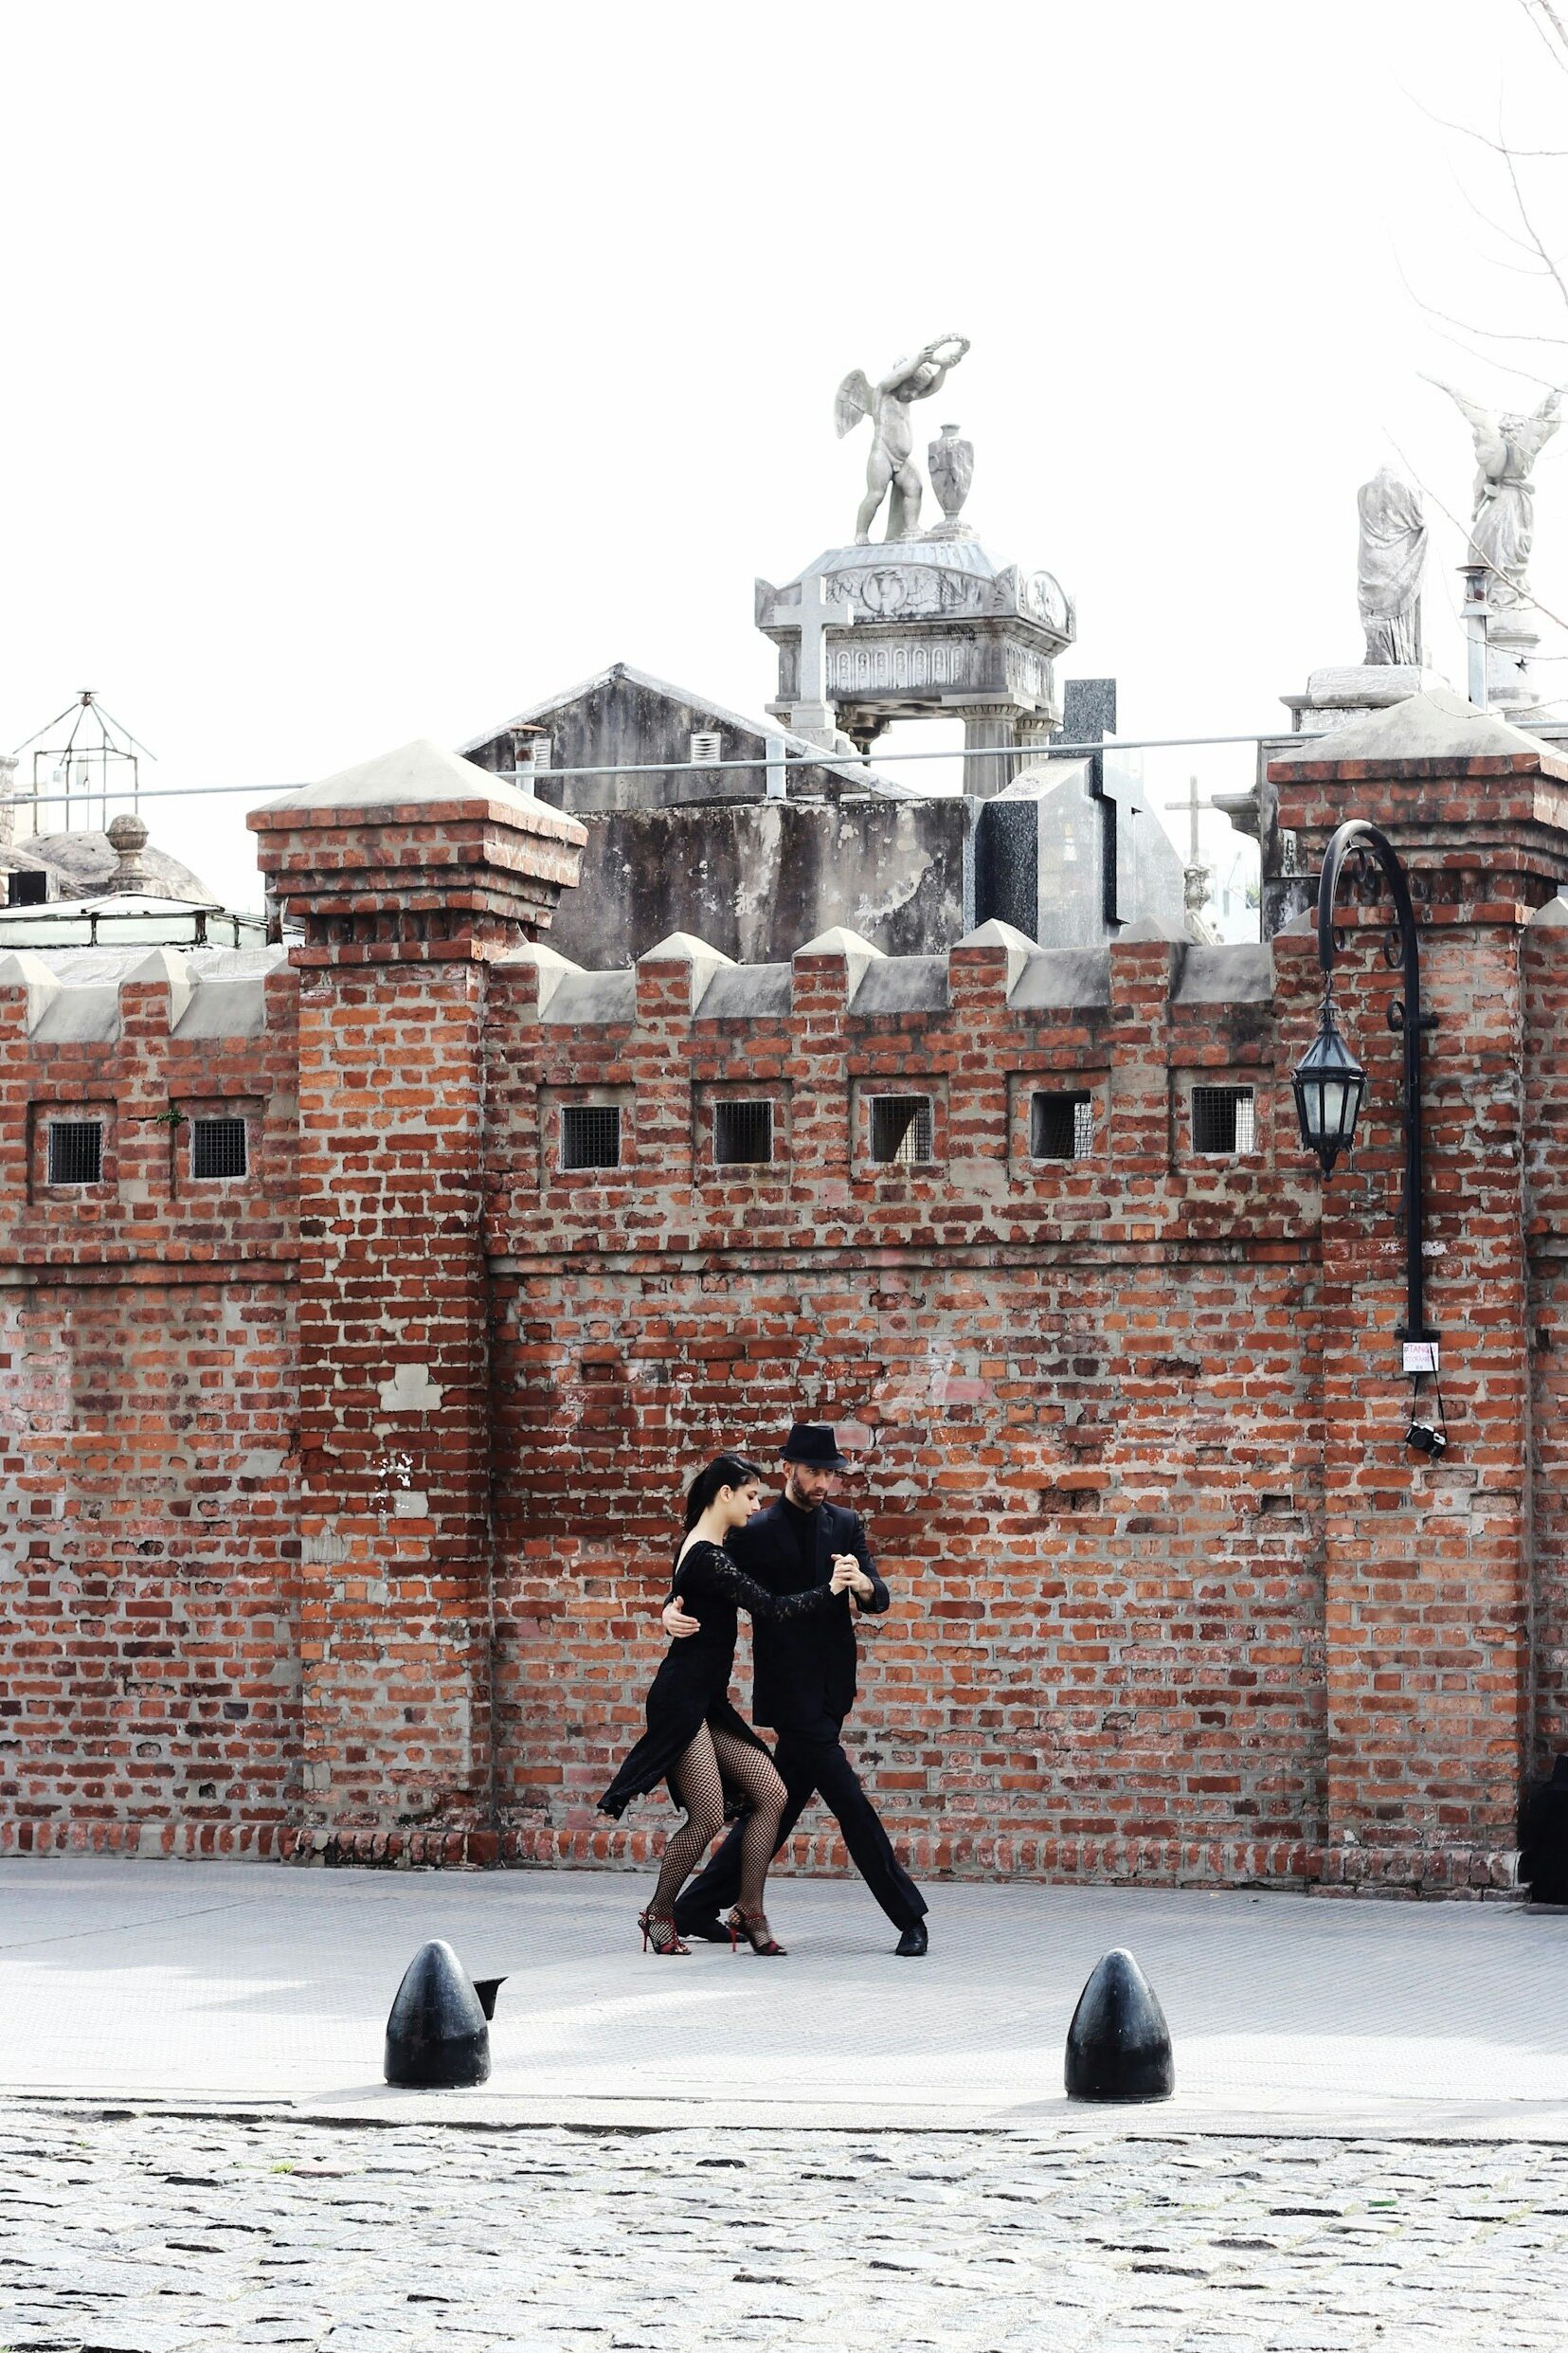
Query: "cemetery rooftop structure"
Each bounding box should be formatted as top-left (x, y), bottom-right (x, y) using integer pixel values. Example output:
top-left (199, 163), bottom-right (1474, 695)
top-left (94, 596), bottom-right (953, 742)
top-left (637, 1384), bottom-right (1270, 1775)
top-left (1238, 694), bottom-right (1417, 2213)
top-left (459, 663), bottom-right (1188, 968)
top-left (456, 351), bottom-right (1184, 967)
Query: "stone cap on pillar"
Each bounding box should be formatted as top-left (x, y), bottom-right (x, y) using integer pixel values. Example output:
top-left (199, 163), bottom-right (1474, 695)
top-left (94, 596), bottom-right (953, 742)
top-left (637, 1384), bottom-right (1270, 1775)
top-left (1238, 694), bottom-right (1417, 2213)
top-left (1269, 685), bottom-right (1568, 787)
top-left (247, 738), bottom-right (587, 965)
top-left (949, 916), bottom-right (1037, 997)
top-left (635, 931), bottom-right (736, 1017)
top-left (1268, 686), bottom-right (1568, 911)
top-left (790, 924), bottom-right (884, 1007)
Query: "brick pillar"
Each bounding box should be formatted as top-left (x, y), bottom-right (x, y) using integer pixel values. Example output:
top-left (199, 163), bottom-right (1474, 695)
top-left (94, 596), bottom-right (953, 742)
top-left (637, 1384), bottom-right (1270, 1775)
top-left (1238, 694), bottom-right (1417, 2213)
top-left (248, 740), bottom-right (584, 1859)
top-left (1271, 691), bottom-right (1568, 1893)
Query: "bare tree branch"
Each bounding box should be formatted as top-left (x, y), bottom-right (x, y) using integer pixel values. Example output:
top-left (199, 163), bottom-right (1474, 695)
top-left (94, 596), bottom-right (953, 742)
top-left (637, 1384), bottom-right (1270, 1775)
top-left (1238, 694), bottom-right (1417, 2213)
top-left (1393, 246), bottom-right (1568, 362)
top-left (1522, 0), bottom-right (1568, 70)
top-left (1498, 132), bottom-right (1568, 321)
top-left (1411, 103), bottom-right (1568, 161)
top-left (1402, 303), bottom-right (1567, 390)
top-left (1429, 138), bottom-right (1568, 290)
top-left (1445, 156), bottom-right (1567, 274)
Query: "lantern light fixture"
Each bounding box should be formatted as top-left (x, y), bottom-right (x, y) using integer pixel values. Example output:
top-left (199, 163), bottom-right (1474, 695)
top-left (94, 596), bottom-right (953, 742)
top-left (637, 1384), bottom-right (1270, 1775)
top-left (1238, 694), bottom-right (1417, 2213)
top-left (1291, 989), bottom-right (1368, 1176)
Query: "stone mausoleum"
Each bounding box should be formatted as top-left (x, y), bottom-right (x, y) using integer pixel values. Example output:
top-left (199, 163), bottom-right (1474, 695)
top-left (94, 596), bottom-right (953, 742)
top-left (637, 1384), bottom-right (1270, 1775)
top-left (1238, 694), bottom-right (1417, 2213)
top-left (458, 395), bottom-right (1189, 967)
top-left (1, 689), bottom-right (1566, 1901)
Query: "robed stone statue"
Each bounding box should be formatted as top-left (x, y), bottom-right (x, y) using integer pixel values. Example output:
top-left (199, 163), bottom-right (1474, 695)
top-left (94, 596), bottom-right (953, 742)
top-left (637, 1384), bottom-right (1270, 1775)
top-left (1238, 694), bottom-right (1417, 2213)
top-left (836, 336), bottom-right (970, 543)
top-left (1357, 467), bottom-right (1427, 665)
top-left (1429, 378), bottom-right (1563, 609)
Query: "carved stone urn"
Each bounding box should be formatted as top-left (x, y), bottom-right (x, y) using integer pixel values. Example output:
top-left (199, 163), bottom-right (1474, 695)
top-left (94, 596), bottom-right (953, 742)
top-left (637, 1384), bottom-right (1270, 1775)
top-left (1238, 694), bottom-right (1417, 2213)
top-left (927, 422), bottom-right (974, 538)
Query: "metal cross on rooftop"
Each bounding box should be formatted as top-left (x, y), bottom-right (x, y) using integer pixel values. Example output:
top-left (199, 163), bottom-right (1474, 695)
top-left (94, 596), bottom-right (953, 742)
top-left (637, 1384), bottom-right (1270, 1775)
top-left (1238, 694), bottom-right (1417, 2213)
top-left (1162, 772), bottom-right (1229, 865)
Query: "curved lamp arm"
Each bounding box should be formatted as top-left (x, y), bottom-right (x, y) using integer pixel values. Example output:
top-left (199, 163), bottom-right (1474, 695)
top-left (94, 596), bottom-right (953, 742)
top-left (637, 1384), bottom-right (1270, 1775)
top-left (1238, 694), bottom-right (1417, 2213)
top-left (1313, 819), bottom-right (1435, 1347)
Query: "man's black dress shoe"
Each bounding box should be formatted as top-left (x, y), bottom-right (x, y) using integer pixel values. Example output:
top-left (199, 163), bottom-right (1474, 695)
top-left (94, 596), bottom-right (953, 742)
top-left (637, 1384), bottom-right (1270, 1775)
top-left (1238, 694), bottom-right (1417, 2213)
top-left (894, 1922), bottom-right (928, 1957)
top-left (674, 1914), bottom-right (731, 1945)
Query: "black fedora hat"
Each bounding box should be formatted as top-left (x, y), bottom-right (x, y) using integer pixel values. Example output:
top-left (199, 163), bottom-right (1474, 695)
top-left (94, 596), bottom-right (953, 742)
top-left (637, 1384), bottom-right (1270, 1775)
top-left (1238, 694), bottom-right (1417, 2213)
top-left (780, 1423), bottom-right (851, 1471)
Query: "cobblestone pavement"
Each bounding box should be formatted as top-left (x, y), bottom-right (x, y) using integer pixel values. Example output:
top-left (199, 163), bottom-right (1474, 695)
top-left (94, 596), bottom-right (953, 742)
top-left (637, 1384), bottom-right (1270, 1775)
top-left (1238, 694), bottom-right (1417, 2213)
top-left (4, 2112), bottom-right (1568, 2352)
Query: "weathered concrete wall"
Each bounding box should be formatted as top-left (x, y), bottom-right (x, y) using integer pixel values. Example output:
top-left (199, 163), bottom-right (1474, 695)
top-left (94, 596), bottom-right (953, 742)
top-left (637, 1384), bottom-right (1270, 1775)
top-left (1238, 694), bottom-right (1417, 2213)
top-left (548, 797), bottom-right (971, 968)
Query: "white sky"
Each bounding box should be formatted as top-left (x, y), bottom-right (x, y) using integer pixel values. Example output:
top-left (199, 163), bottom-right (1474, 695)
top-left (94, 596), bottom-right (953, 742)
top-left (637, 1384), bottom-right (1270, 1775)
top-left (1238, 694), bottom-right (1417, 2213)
top-left (4, 0), bottom-right (1568, 919)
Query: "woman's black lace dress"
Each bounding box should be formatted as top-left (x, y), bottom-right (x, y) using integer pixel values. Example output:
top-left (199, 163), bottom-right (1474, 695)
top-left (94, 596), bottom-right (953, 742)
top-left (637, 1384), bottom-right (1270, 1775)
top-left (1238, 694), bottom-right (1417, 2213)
top-left (597, 1538), bottom-right (837, 1819)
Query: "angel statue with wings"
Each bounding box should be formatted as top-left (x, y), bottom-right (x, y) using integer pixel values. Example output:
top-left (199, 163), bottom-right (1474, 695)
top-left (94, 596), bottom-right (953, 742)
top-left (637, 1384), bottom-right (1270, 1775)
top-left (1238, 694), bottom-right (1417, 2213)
top-left (837, 335), bottom-right (970, 543)
top-left (1428, 377), bottom-right (1564, 608)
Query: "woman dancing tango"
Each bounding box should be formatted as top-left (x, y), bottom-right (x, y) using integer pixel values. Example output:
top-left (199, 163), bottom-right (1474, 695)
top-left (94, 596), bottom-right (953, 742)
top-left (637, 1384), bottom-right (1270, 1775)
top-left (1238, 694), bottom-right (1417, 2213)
top-left (598, 1453), bottom-right (856, 1956)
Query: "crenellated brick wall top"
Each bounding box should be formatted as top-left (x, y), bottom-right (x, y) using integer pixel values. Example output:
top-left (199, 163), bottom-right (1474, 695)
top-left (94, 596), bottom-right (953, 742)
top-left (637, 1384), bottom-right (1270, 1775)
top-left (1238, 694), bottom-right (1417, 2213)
top-left (479, 922), bottom-right (1314, 1273)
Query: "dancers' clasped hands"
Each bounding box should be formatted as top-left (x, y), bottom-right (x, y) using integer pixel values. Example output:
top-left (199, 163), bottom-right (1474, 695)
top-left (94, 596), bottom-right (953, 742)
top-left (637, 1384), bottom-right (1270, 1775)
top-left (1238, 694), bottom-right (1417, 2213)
top-left (829, 1552), bottom-right (873, 1600)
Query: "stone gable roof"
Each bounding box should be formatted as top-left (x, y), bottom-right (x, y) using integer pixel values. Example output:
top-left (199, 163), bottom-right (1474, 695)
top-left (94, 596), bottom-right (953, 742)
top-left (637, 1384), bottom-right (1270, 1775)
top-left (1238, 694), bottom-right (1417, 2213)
top-left (459, 661), bottom-right (913, 800)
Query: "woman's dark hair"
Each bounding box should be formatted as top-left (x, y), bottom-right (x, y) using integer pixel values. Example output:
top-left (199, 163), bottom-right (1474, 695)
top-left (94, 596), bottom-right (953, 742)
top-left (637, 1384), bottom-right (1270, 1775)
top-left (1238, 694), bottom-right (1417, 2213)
top-left (683, 1452), bottom-right (763, 1532)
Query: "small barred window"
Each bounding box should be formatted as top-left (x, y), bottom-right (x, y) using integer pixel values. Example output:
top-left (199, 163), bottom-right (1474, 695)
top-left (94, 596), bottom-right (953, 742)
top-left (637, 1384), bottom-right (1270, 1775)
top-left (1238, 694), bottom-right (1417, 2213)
top-left (191, 1116), bottom-right (248, 1180)
top-left (1192, 1085), bottom-right (1255, 1156)
top-left (690, 731), bottom-right (723, 766)
top-left (870, 1095), bottom-right (934, 1167)
top-left (48, 1121), bottom-right (103, 1186)
top-left (562, 1104), bottom-right (622, 1170)
top-left (714, 1099), bottom-right (773, 1164)
top-left (1030, 1091), bottom-right (1094, 1161)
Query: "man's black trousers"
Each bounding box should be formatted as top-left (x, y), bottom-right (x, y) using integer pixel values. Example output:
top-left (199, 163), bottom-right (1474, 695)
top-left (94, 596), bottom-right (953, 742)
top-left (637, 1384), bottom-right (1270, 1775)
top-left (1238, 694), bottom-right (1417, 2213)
top-left (673, 1721), bottom-right (927, 1932)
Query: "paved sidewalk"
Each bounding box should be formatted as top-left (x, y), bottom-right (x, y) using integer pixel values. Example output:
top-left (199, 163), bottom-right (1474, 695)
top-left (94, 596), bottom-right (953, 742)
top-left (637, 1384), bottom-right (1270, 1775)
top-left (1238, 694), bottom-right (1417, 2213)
top-left (2, 1856), bottom-right (1565, 2135)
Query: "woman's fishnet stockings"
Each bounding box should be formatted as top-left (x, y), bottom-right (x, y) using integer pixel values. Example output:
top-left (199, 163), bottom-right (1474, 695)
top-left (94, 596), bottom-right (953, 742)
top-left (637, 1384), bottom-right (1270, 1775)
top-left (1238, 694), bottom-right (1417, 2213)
top-left (650, 1723), bottom-right (786, 1921)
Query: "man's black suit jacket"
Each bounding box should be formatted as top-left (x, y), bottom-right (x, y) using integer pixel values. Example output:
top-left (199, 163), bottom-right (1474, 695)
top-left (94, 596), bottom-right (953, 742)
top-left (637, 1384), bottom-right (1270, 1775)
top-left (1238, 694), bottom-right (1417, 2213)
top-left (728, 1498), bottom-right (889, 1733)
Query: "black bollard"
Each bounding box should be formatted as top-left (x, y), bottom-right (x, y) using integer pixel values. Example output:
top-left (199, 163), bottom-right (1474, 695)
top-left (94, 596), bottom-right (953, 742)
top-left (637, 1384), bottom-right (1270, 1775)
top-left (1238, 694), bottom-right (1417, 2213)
top-left (1064, 1946), bottom-right (1174, 2103)
top-left (384, 1940), bottom-right (492, 2088)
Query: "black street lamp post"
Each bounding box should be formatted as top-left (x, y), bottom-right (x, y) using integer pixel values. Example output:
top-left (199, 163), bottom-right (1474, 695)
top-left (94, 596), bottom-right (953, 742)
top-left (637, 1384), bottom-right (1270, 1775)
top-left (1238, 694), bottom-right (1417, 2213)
top-left (1290, 818), bottom-right (1439, 1356)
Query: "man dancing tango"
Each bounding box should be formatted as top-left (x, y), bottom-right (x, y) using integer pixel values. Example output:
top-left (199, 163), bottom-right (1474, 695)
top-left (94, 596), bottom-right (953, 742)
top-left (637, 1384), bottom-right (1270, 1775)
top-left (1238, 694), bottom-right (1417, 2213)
top-left (662, 1423), bottom-right (928, 1956)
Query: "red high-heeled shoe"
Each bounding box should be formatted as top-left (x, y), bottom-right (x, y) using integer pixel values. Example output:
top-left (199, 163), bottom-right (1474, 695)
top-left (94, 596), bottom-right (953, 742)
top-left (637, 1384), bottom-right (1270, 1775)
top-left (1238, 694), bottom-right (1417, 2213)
top-left (639, 1910), bottom-right (690, 1956)
top-left (728, 1907), bottom-right (786, 1956)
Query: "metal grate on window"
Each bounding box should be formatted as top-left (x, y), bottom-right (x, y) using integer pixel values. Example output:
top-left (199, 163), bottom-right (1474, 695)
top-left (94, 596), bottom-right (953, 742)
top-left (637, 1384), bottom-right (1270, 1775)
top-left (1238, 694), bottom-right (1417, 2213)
top-left (714, 1099), bottom-right (773, 1164)
top-left (561, 1103), bottom-right (622, 1170)
top-left (191, 1115), bottom-right (248, 1180)
top-left (1030, 1090), bottom-right (1094, 1161)
top-left (870, 1095), bottom-right (934, 1167)
top-left (47, 1120), bottom-right (103, 1186)
top-left (526, 734), bottom-right (553, 773)
top-left (1192, 1084), bottom-right (1255, 1156)
top-left (690, 731), bottom-right (723, 766)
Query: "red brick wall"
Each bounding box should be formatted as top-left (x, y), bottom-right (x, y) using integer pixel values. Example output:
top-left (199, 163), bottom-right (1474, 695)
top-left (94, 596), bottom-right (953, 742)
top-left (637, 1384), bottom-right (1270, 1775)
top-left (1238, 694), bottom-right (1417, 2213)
top-left (4, 728), bottom-right (1568, 1891)
top-left (0, 956), bottom-right (299, 1855)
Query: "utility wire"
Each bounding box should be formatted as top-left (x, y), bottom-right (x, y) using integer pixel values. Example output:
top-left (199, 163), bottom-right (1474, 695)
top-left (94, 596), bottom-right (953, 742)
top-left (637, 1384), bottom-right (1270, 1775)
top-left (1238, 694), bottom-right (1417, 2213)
top-left (0, 728), bottom-right (1309, 816)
